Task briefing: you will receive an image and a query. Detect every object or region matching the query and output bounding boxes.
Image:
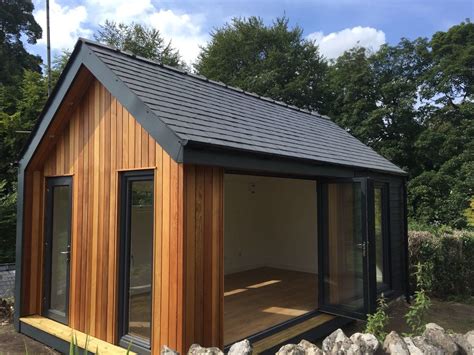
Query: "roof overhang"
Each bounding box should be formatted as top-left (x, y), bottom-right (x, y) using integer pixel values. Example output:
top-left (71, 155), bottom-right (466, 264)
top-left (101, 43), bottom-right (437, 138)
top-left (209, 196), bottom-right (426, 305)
top-left (19, 40), bottom-right (185, 171)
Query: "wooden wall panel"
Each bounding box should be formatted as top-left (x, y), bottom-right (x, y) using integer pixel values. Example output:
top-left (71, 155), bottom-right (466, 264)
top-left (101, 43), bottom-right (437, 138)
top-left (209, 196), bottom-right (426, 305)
top-left (183, 165), bottom-right (224, 350)
top-left (22, 78), bottom-right (186, 353)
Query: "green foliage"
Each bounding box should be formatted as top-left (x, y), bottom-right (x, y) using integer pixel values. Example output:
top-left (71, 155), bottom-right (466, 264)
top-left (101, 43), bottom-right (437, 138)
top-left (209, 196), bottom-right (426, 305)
top-left (94, 20), bottom-right (184, 68)
top-left (409, 229), bottom-right (474, 299)
top-left (0, 0), bottom-right (42, 114)
top-left (0, 180), bottom-right (16, 263)
top-left (405, 262), bottom-right (432, 336)
top-left (195, 16), bottom-right (329, 112)
top-left (365, 296), bottom-right (389, 341)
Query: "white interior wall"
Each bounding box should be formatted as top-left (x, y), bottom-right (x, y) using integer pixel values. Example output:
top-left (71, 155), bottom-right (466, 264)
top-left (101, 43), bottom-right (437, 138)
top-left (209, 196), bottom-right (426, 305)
top-left (224, 174), bottom-right (318, 275)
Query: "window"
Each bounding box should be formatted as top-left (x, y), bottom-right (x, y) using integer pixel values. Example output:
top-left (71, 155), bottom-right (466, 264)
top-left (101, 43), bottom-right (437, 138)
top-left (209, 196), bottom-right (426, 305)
top-left (118, 171), bottom-right (154, 350)
top-left (374, 183), bottom-right (390, 292)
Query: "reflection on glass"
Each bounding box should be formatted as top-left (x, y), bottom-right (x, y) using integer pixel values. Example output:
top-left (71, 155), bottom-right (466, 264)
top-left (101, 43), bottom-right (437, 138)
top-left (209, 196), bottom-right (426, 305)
top-left (50, 186), bottom-right (70, 315)
top-left (128, 180), bottom-right (153, 340)
top-left (324, 183), bottom-right (364, 312)
top-left (374, 187), bottom-right (384, 287)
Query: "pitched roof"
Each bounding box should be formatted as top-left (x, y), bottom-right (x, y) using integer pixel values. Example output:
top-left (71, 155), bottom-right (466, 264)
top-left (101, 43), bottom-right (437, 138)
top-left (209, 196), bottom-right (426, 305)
top-left (22, 38), bottom-right (406, 176)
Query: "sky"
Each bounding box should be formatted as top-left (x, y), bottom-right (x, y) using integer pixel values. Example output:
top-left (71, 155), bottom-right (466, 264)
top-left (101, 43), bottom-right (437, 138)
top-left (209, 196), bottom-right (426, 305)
top-left (28, 0), bottom-right (474, 67)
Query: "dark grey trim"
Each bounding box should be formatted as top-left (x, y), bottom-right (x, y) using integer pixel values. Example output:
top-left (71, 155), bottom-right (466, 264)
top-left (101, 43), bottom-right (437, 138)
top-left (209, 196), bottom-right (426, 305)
top-left (403, 178), bottom-right (410, 301)
top-left (318, 177), bottom-right (371, 320)
top-left (19, 45), bottom-right (86, 168)
top-left (14, 167), bottom-right (25, 331)
top-left (183, 145), bottom-right (357, 178)
top-left (42, 176), bottom-right (73, 325)
top-left (118, 170), bottom-right (154, 350)
top-left (20, 321), bottom-right (94, 355)
top-left (81, 45), bottom-right (184, 162)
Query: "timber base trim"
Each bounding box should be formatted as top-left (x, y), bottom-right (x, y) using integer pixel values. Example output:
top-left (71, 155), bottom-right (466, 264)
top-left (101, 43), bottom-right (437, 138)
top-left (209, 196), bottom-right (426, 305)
top-left (20, 315), bottom-right (135, 355)
top-left (250, 313), bottom-right (352, 354)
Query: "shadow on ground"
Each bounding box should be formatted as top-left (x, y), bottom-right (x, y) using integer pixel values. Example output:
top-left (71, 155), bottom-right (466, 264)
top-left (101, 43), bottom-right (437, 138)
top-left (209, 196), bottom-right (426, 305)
top-left (0, 323), bottom-right (58, 354)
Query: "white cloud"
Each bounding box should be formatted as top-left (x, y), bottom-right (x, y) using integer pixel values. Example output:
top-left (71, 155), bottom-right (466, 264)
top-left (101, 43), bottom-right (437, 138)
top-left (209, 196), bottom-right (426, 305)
top-left (32, 0), bottom-right (208, 66)
top-left (34, 0), bottom-right (92, 50)
top-left (148, 10), bottom-right (208, 66)
top-left (85, 0), bottom-right (154, 24)
top-left (307, 26), bottom-right (386, 59)
top-left (84, 0), bottom-right (208, 65)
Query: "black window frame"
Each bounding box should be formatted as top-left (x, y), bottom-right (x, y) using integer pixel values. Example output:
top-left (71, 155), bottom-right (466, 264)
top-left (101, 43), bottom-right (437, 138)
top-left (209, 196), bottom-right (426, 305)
top-left (118, 170), bottom-right (155, 352)
top-left (374, 182), bottom-right (392, 293)
top-left (42, 176), bottom-right (73, 325)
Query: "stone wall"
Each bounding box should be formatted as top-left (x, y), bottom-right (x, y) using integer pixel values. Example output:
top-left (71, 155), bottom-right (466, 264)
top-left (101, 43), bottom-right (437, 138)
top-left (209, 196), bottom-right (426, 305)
top-left (163, 323), bottom-right (474, 354)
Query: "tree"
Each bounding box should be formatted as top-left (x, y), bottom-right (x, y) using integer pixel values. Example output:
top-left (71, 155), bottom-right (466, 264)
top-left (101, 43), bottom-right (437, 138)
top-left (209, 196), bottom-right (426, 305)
top-left (195, 16), bottom-right (329, 112)
top-left (94, 20), bottom-right (184, 68)
top-left (408, 22), bottom-right (474, 228)
top-left (326, 39), bottom-right (428, 173)
top-left (326, 47), bottom-right (379, 145)
top-left (0, 0), bottom-right (42, 113)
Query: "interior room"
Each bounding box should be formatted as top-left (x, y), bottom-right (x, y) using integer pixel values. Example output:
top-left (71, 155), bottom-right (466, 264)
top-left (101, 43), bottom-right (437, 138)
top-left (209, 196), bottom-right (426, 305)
top-left (223, 174), bottom-right (319, 345)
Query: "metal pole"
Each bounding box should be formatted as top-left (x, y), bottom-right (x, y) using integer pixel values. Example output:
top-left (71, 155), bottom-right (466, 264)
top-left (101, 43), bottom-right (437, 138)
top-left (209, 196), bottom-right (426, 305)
top-left (46, 0), bottom-right (52, 96)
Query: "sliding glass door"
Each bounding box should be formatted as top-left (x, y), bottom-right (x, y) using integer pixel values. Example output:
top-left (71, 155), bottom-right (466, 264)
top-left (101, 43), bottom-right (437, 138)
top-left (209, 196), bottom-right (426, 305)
top-left (43, 177), bottom-right (72, 324)
top-left (318, 178), bottom-right (375, 319)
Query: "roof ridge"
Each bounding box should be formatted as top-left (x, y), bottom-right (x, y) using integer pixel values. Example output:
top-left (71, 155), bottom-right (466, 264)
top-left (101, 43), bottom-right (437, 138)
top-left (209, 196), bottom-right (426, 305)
top-left (79, 37), bottom-right (330, 120)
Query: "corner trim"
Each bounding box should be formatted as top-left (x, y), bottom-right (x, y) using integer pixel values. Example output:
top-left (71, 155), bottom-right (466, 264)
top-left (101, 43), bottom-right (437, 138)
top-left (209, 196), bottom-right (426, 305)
top-left (14, 167), bottom-right (25, 331)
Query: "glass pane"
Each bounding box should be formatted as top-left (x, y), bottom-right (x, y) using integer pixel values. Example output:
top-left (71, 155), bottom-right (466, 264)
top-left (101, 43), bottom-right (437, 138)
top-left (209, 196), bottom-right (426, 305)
top-left (50, 185), bottom-right (70, 314)
top-left (128, 180), bottom-right (153, 340)
top-left (324, 182), bottom-right (365, 312)
top-left (374, 187), bottom-right (384, 287)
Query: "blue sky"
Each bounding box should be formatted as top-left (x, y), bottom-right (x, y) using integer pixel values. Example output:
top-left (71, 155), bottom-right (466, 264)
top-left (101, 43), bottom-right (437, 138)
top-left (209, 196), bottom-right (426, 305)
top-left (29, 0), bottom-right (473, 66)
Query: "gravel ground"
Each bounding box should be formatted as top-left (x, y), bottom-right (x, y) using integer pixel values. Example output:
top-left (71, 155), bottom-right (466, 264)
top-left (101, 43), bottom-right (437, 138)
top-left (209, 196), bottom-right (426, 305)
top-left (0, 323), bottom-right (58, 355)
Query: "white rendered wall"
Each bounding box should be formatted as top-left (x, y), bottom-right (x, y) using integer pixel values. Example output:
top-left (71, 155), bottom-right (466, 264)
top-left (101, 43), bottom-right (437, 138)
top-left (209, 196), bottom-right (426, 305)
top-left (224, 174), bottom-right (318, 275)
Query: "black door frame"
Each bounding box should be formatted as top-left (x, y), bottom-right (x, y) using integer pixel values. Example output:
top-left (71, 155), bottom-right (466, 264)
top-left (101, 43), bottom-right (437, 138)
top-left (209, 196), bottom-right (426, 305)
top-left (317, 177), bottom-right (377, 320)
top-left (42, 176), bottom-right (73, 325)
top-left (117, 170), bottom-right (155, 352)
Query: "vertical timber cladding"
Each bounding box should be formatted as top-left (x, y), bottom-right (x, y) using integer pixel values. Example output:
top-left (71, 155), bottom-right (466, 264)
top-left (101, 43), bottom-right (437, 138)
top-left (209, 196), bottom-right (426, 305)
top-left (183, 165), bottom-right (224, 351)
top-left (22, 78), bottom-right (186, 352)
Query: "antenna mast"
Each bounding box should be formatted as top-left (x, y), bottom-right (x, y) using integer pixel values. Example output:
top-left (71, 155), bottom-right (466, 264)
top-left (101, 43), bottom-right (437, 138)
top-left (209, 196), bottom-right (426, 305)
top-left (46, 0), bottom-right (52, 96)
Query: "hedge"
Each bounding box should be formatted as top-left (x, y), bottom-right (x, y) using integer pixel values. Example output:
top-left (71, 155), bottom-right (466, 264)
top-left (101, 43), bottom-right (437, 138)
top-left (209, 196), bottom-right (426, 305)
top-left (408, 229), bottom-right (474, 299)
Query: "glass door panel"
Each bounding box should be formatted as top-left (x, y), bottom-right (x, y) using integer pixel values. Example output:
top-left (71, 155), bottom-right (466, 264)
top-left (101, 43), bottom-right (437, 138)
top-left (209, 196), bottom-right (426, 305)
top-left (118, 170), bottom-right (154, 350)
top-left (43, 177), bottom-right (72, 324)
top-left (319, 178), bottom-right (369, 319)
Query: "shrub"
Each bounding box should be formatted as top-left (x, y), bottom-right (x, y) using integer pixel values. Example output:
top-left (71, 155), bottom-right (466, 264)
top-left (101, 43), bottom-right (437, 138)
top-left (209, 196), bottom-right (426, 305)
top-left (405, 262), bottom-right (432, 336)
top-left (365, 296), bottom-right (389, 341)
top-left (408, 228), bottom-right (474, 299)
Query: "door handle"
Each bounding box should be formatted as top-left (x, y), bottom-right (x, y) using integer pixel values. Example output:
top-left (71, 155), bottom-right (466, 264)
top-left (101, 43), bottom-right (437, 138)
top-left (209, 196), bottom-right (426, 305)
top-left (60, 251), bottom-right (70, 254)
top-left (356, 242), bottom-right (367, 257)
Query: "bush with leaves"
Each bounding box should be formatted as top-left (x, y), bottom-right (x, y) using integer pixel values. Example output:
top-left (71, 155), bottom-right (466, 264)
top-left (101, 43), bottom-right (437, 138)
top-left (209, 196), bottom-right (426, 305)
top-left (405, 262), bottom-right (432, 336)
top-left (365, 295), bottom-right (389, 341)
top-left (408, 228), bottom-right (474, 299)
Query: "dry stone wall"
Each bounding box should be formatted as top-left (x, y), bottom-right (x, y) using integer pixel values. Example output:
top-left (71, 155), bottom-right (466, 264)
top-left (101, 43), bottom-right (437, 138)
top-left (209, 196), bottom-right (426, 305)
top-left (163, 323), bottom-right (474, 354)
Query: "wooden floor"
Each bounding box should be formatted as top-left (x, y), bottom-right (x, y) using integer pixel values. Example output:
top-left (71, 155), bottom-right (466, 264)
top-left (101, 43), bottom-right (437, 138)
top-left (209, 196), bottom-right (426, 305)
top-left (20, 315), bottom-right (135, 354)
top-left (224, 267), bottom-right (318, 345)
top-left (252, 313), bottom-right (335, 354)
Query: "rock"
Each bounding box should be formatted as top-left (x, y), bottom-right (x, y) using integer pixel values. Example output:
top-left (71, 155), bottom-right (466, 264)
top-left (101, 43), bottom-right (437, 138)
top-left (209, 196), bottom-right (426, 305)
top-left (412, 335), bottom-right (444, 354)
top-left (465, 330), bottom-right (474, 349)
top-left (228, 340), bottom-right (252, 355)
top-left (423, 323), bottom-right (459, 354)
top-left (383, 331), bottom-right (409, 354)
top-left (451, 333), bottom-right (473, 355)
top-left (297, 340), bottom-right (323, 355)
top-left (276, 344), bottom-right (305, 355)
top-left (350, 333), bottom-right (380, 354)
top-left (187, 344), bottom-right (224, 355)
top-left (322, 328), bottom-right (353, 353)
top-left (403, 337), bottom-right (423, 355)
top-left (161, 345), bottom-right (179, 355)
